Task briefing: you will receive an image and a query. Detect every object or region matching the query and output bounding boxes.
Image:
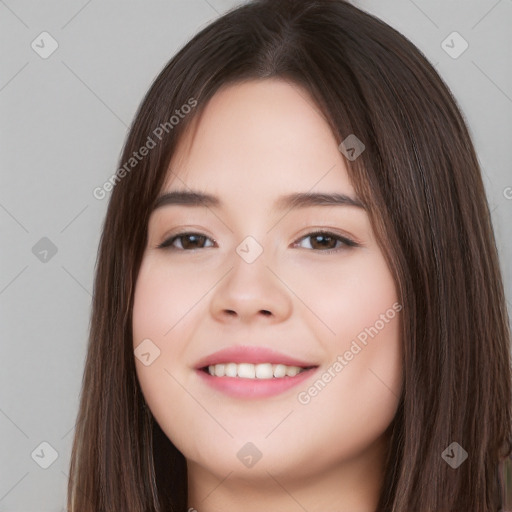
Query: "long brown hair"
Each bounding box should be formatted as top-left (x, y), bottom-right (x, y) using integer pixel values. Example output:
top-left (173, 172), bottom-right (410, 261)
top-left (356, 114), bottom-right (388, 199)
top-left (67, 1), bottom-right (512, 510)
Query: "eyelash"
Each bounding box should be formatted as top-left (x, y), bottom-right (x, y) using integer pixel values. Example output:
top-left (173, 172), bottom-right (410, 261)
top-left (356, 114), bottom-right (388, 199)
top-left (156, 230), bottom-right (359, 254)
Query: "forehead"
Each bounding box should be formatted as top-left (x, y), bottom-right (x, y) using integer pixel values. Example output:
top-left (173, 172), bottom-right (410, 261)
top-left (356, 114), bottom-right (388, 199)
top-left (164, 78), bottom-right (356, 200)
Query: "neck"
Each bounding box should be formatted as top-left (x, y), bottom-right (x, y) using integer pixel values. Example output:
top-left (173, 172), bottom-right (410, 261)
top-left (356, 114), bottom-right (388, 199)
top-left (186, 433), bottom-right (388, 512)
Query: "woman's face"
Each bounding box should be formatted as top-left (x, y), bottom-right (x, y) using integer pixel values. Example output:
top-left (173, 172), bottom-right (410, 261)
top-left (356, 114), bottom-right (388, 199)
top-left (132, 78), bottom-right (402, 492)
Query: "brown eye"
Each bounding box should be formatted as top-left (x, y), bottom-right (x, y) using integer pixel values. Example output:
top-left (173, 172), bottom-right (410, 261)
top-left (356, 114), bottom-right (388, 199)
top-left (294, 231), bottom-right (358, 253)
top-left (157, 232), bottom-right (215, 250)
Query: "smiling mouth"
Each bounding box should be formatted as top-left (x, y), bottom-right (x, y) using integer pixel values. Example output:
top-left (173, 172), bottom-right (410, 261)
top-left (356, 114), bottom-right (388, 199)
top-left (201, 362), bottom-right (318, 379)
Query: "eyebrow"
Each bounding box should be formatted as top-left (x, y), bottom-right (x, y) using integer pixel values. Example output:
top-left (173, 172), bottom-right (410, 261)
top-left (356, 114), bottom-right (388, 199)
top-left (152, 190), bottom-right (366, 212)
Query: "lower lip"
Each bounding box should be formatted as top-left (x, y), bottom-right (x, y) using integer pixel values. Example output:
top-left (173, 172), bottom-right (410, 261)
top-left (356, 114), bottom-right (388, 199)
top-left (196, 367), bottom-right (318, 398)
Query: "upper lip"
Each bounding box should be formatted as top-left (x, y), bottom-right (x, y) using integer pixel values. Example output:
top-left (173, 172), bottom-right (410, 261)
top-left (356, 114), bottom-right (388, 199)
top-left (194, 345), bottom-right (318, 369)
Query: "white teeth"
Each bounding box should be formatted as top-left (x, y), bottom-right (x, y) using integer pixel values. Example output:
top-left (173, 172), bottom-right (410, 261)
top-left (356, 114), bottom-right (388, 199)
top-left (273, 364), bottom-right (287, 378)
top-left (255, 363), bottom-right (273, 379)
top-left (214, 364), bottom-right (225, 377)
top-left (206, 362), bottom-right (307, 378)
top-left (224, 362), bottom-right (238, 377)
top-left (286, 366), bottom-right (300, 377)
top-left (238, 363), bottom-right (255, 378)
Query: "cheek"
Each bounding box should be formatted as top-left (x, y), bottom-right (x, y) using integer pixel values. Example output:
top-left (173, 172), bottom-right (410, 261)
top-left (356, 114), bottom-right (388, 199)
top-left (132, 258), bottom-right (209, 449)
top-left (286, 249), bottom-right (400, 346)
top-left (294, 311), bottom-right (402, 463)
top-left (132, 257), bottom-right (210, 344)
top-left (131, 257), bottom-right (200, 401)
top-left (294, 344), bottom-right (401, 467)
top-left (337, 257), bottom-right (400, 350)
top-left (290, 250), bottom-right (402, 438)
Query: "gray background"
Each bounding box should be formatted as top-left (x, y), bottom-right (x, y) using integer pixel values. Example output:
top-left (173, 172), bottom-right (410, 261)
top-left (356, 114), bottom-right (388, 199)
top-left (1, 0), bottom-right (511, 510)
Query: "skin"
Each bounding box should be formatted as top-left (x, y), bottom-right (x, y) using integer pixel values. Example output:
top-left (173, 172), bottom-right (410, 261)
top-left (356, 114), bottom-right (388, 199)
top-left (132, 78), bottom-right (403, 512)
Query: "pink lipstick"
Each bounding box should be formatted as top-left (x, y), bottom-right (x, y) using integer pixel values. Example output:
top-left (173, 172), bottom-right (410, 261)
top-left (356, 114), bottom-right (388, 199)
top-left (194, 345), bottom-right (319, 399)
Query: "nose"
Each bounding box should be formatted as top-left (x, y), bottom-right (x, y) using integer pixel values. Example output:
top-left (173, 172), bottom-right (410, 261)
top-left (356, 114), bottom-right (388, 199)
top-left (209, 249), bottom-right (293, 324)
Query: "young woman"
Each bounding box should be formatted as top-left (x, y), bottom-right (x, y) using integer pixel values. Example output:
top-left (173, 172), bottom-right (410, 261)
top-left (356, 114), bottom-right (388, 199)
top-left (67, 1), bottom-right (512, 510)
